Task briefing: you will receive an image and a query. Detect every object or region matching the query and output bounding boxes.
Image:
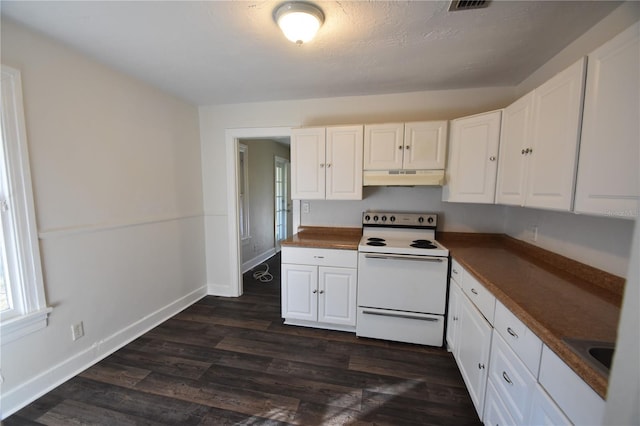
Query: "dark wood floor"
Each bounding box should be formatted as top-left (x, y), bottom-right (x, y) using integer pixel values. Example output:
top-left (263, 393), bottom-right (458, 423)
top-left (6, 253), bottom-right (481, 425)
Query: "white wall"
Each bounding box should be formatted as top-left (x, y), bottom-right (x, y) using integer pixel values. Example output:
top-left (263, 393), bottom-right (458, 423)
top-left (200, 87), bottom-right (516, 296)
top-left (0, 19), bottom-right (206, 417)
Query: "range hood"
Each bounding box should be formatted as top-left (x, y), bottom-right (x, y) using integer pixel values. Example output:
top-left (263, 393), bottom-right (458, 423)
top-left (363, 170), bottom-right (445, 186)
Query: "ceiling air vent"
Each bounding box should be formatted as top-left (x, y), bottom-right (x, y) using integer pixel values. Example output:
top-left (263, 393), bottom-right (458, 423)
top-left (449, 0), bottom-right (489, 11)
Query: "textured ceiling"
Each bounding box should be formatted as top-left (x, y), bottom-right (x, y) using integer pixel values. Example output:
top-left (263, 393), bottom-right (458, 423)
top-left (1, 1), bottom-right (620, 106)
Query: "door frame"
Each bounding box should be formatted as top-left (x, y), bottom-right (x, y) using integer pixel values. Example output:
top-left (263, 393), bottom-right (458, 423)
top-left (274, 155), bottom-right (291, 252)
top-left (225, 127), bottom-right (295, 296)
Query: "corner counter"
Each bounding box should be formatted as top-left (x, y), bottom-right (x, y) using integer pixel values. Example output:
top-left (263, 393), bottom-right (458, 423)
top-left (439, 232), bottom-right (624, 399)
top-left (281, 226), bottom-right (362, 250)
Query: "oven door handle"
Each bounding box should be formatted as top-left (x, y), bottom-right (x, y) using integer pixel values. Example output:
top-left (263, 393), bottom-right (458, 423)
top-left (362, 309), bottom-right (440, 321)
top-left (364, 253), bottom-right (445, 262)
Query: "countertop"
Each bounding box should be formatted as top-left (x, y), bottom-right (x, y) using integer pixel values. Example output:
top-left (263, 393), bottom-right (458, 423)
top-left (439, 232), bottom-right (624, 399)
top-left (280, 226), bottom-right (362, 250)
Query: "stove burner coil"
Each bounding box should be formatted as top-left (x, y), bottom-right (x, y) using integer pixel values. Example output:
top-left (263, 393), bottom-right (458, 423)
top-left (367, 237), bottom-right (385, 242)
top-left (410, 239), bottom-right (437, 249)
top-left (367, 241), bottom-right (386, 246)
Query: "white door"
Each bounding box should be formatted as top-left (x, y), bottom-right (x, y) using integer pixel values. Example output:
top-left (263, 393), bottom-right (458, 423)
top-left (291, 127), bottom-right (325, 200)
top-left (363, 123), bottom-right (404, 170)
top-left (281, 263), bottom-right (317, 321)
top-left (443, 111), bottom-right (502, 203)
top-left (403, 121), bottom-right (448, 170)
top-left (274, 156), bottom-right (290, 251)
top-left (325, 125), bottom-right (363, 200)
top-left (527, 57), bottom-right (586, 211)
top-left (496, 92), bottom-right (534, 206)
top-left (574, 22), bottom-right (639, 218)
top-left (456, 295), bottom-right (492, 418)
top-left (318, 266), bottom-right (357, 326)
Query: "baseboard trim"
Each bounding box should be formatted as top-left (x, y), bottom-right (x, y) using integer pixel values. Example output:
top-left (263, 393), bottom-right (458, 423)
top-left (0, 286), bottom-right (207, 419)
top-left (241, 247), bottom-right (276, 274)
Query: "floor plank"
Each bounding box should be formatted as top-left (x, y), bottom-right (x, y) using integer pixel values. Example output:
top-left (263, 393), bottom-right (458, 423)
top-left (5, 253), bottom-right (481, 425)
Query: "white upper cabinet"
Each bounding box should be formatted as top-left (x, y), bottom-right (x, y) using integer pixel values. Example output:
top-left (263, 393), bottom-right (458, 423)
top-left (364, 121), bottom-right (447, 170)
top-left (363, 123), bottom-right (404, 170)
top-left (574, 22), bottom-right (640, 219)
top-left (496, 58), bottom-right (586, 211)
top-left (291, 126), bottom-right (363, 200)
top-left (443, 110), bottom-right (502, 203)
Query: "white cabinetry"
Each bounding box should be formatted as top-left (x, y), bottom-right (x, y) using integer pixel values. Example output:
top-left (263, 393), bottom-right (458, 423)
top-left (291, 126), bottom-right (363, 200)
top-left (447, 261), bottom-right (495, 419)
top-left (443, 110), bottom-right (502, 203)
top-left (527, 383), bottom-right (571, 426)
top-left (281, 247), bottom-right (357, 331)
top-left (538, 344), bottom-right (605, 425)
top-left (496, 58), bottom-right (586, 211)
top-left (363, 121), bottom-right (448, 170)
top-left (574, 22), bottom-right (640, 219)
top-left (456, 289), bottom-right (493, 419)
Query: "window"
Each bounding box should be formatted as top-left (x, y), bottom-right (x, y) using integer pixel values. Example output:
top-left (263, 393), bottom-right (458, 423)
top-left (1, 65), bottom-right (50, 345)
top-left (238, 144), bottom-right (250, 240)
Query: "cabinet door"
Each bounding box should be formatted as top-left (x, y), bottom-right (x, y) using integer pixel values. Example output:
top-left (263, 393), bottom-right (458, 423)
top-left (325, 125), bottom-right (363, 200)
top-left (575, 22), bottom-right (639, 218)
top-left (281, 263), bottom-right (318, 322)
top-left (484, 381), bottom-right (517, 426)
top-left (443, 111), bottom-right (502, 203)
top-left (456, 294), bottom-right (493, 419)
top-left (363, 123), bottom-right (404, 170)
top-left (527, 57), bottom-right (586, 211)
top-left (291, 127), bottom-right (326, 200)
top-left (446, 280), bottom-right (462, 352)
top-left (403, 121), bottom-right (448, 169)
top-left (527, 383), bottom-right (571, 426)
top-left (318, 266), bottom-right (357, 326)
top-left (496, 92), bottom-right (534, 206)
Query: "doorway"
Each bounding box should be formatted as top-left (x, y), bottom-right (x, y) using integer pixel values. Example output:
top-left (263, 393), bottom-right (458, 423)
top-left (225, 127), bottom-right (295, 297)
top-left (274, 156), bottom-right (291, 252)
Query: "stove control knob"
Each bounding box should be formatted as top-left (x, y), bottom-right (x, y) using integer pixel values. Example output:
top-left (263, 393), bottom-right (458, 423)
top-left (418, 217), bottom-right (424, 223)
top-left (390, 216), bottom-right (396, 222)
top-left (364, 215), bottom-right (371, 222)
top-left (373, 215), bottom-right (379, 221)
top-left (381, 215), bottom-right (387, 222)
top-left (427, 217), bottom-right (434, 224)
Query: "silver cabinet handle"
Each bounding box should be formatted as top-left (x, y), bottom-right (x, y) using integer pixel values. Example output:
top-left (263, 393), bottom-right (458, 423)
top-left (471, 288), bottom-right (479, 295)
top-left (312, 289), bottom-right (317, 294)
top-left (452, 268), bottom-right (459, 275)
top-left (398, 145), bottom-right (403, 150)
top-left (502, 371), bottom-right (513, 385)
top-left (405, 145), bottom-right (410, 150)
top-left (319, 290), bottom-right (324, 294)
top-left (326, 163), bottom-right (331, 168)
top-left (489, 156), bottom-right (496, 161)
top-left (507, 327), bottom-right (519, 339)
top-left (478, 363), bottom-right (485, 370)
top-left (313, 255), bottom-right (324, 259)
top-left (320, 163), bottom-right (325, 168)
top-left (521, 149), bottom-right (527, 155)
top-left (362, 310), bottom-right (439, 322)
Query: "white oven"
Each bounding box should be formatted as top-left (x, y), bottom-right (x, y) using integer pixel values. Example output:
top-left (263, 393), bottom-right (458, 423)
top-left (356, 212), bottom-right (449, 346)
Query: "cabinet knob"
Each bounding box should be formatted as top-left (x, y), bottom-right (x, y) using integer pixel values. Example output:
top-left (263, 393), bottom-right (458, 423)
top-left (489, 156), bottom-right (496, 161)
top-left (326, 163), bottom-right (331, 168)
top-left (398, 145), bottom-right (403, 150)
top-left (319, 290), bottom-right (324, 294)
top-left (521, 149), bottom-right (527, 155)
top-left (405, 145), bottom-right (410, 150)
top-left (478, 363), bottom-right (485, 370)
top-left (320, 163), bottom-right (325, 168)
top-left (312, 289), bottom-right (318, 294)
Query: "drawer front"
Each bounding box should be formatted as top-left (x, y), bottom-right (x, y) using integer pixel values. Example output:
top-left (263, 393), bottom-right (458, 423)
top-left (539, 345), bottom-right (605, 425)
top-left (528, 383), bottom-right (571, 426)
top-left (450, 258), bottom-right (464, 286)
top-left (282, 247), bottom-right (357, 268)
top-left (484, 380), bottom-right (517, 426)
top-left (488, 331), bottom-right (536, 424)
top-left (463, 273), bottom-right (496, 324)
top-left (356, 307), bottom-right (444, 346)
top-left (494, 300), bottom-right (543, 376)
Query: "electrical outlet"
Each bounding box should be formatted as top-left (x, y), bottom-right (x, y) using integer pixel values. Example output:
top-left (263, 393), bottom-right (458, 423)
top-left (532, 225), bottom-right (539, 242)
top-left (302, 202), bottom-right (310, 214)
top-left (71, 321), bottom-right (84, 341)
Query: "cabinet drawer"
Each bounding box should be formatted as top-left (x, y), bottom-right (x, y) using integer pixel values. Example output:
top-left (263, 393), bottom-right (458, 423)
top-left (282, 247), bottom-right (357, 268)
top-left (463, 273), bottom-right (496, 324)
top-left (494, 300), bottom-right (542, 376)
top-left (450, 258), bottom-right (464, 286)
top-left (488, 331), bottom-right (536, 424)
top-left (539, 345), bottom-right (605, 425)
top-left (528, 383), bottom-right (571, 426)
top-left (484, 380), bottom-right (517, 426)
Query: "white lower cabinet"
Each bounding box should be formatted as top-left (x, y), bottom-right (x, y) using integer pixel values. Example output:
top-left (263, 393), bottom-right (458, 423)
top-left (445, 278), bottom-right (463, 352)
top-left (484, 381), bottom-right (517, 426)
top-left (486, 331), bottom-right (536, 424)
top-left (281, 247), bottom-right (357, 331)
top-left (455, 288), bottom-right (493, 418)
top-left (527, 383), bottom-right (571, 426)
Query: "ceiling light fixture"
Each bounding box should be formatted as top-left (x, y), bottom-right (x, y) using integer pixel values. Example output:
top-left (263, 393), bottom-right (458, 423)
top-left (274, 2), bottom-right (324, 45)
